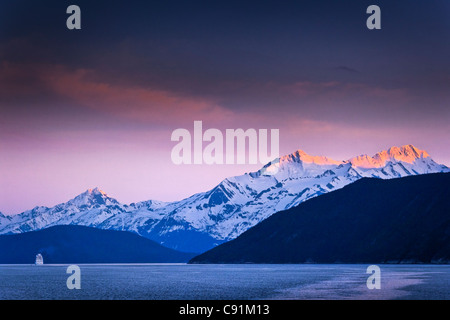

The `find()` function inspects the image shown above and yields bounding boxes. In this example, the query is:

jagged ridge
[0,145,448,253]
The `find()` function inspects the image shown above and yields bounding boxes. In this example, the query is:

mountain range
[1,144,449,253]
[190,173,450,264]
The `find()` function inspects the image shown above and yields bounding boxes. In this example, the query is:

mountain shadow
[190,173,450,264]
[0,225,195,264]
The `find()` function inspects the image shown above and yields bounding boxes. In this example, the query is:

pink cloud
[46,68,233,124]
[0,61,235,127]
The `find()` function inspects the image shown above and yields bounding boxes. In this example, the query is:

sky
[1,0,449,215]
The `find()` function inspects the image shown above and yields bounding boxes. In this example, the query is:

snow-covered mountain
[0,212,11,229]
[1,145,449,253]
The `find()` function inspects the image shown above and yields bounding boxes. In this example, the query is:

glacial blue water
[0,264,448,300]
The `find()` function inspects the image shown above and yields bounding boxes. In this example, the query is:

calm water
[0,264,448,300]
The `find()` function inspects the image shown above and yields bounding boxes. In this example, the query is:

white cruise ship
[35,253,44,265]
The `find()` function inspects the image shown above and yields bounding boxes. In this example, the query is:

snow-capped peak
[87,187,108,196]
[264,145,432,173]
[258,149,343,177]
[348,144,430,168]
[280,149,343,166]
[386,144,429,161]
[70,187,119,207]
[0,144,448,253]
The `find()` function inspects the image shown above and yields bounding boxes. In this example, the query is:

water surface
[0,264,448,300]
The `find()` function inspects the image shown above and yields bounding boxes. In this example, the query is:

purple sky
[1,1,449,214]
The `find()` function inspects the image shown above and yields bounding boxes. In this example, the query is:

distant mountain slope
[0,225,195,264]
[0,212,11,229]
[1,145,449,253]
[190,173,450,264]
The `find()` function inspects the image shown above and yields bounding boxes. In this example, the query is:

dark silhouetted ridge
[190,173,450,264]
[0,225,195,263]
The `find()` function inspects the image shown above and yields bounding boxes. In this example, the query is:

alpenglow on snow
[0,145,448,253]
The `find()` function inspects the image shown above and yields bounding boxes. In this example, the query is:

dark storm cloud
[1,0,450,215]
[336,66,359,73]
[1,0,449,124]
